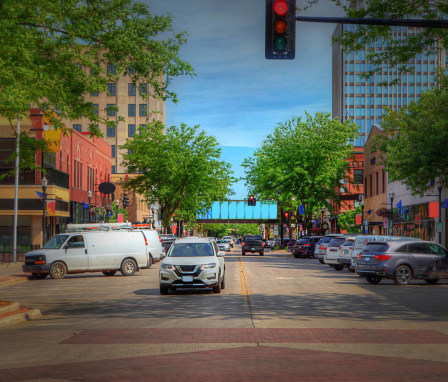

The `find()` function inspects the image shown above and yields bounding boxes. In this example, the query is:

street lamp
[321,208,325,235]
[41,176,48,246]
[436,179,443,244]
[87,190,92,223]
[360,199,365,234]
[389,192,395,236]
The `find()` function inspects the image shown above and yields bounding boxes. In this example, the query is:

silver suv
[357,240,448,285]
[159,237,226,294]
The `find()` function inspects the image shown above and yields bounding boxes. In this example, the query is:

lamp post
[437,179,443,244]
[41,176,48,246]
[115,200,119,222]
[321,208,325,235]
[360,199,365,234]
[389,192,395,236]
[87,190,92,223]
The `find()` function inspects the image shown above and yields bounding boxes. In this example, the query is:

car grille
[178,265,197,272]
[25,257,35,265]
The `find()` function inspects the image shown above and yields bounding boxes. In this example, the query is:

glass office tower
[332,23,446,147]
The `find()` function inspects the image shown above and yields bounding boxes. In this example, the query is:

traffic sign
[262,200,276,205]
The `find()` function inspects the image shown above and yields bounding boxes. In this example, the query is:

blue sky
[148,0,345,198]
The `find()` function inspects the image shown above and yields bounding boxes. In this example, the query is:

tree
[325,0,448,79]
[337,205,362,233]
[243,112,359,232]
[373,73,448,194]
[0,0,194,170]
[120,121,235,231]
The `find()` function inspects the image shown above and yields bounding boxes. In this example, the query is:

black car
[160,234,177,252]
[293,236,322,258]
[242,235,264,256]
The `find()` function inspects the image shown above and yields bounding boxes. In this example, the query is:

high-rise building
[332,23,445,146]
[63,63,165,173]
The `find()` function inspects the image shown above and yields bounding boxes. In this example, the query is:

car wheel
[319,259,325,264]
[293,253,300,258]
[120,259,137,276]
[49,262,66,279]
[221,271,226,290]
[394,265,413,285]
[333,264,344,271]
[147,255,153,269]
[260,251,264,256]
[425,278,439,284]
[32,273,47,279]
[365,275,382,284]
[242,251,246,256]
[213,280,222,294]
[102,271,117,276]
[160,285,169,295]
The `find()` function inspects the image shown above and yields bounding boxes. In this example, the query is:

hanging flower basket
[90,206,106,216]
[376,207,392,219]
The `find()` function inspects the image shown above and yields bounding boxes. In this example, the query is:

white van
[137,229,164,262]
[22,231,153,279]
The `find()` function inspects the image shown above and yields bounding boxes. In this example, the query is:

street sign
[273,224,279,235]
[262,200,276,205]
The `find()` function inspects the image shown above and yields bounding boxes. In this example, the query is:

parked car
[350,235,420,271]
[217,239,231,252]
[337,236,357,269]
[324,236,350,270]
[160,234,177,252]
[317,234,345,264]
[22,231,153,279]
[287,239,298,251]
[314,238,325,259]
[265,239,275,249]
[357,240,448,285]
[242,235,264,256]
[293,237,322,258]
[159,237,226,294]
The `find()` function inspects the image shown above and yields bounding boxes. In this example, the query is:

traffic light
[248,195,256,206]
[284,212,289,223]
[265,0,296,60]
[122,193,129,208]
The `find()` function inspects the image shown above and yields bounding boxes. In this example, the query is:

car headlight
[161,263,175,271]
[200,263,217,270]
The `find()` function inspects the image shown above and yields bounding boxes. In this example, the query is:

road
[1,246,448,381]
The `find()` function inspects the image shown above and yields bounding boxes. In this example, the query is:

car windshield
[298,239,309,244]
[217,240,226,244]
[363,243,389,253]
[168,243,214,257]
[329,238,346,247]
[43,235,70,249]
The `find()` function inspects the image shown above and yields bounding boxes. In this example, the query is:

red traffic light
[250,195,254,200]
[273,0,288,16]
[284,212,289,217]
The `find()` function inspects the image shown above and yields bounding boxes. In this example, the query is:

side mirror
[218,251,226,257]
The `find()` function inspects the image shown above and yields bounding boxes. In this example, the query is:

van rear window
[363,243,389,253]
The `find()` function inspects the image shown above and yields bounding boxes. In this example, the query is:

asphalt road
[1,246,448,381]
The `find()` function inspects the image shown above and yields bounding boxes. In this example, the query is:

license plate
[182,276,193,282]
[251,248,255,250]
[364,257,371,262]
[344,250,348,254]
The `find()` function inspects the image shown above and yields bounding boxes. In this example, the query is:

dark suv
[242,235,264,256]
[357,240,448,285]
[293,237,322,258]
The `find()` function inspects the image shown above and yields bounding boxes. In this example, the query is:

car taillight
[243,242,245,246]
[304,244,311,247]
[349,247,353,250]
[374,254,392,261]
[357,254,362,260]
[262,242,264,247]
[158,236,162,243]
[319,245,324,249]
[144,236,148,246]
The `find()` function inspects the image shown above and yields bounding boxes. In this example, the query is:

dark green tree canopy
[0,0,194,133]
[121,121,235,229]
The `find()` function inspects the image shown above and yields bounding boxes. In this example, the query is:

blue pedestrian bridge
[197,200,278,223]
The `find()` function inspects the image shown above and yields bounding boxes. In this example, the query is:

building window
[369,175,372,198]
[107,126,116,137]
[107,83,116,96]
[112,165,116,174]
[93,104,99,115]
[128,124,136,137]
[128,149,132,155]
[106,104,116,117]
[128,83,136,96]
[128,66,136,74]
[128,104,136,116]
[376,171,379,195]
[139,104,147,117]
[365,177,368,198]
[353,169,363,184]
[90,91,99,96]
[139,83,147,96]
[382,170,385,193]
[107,63,116,74]
[111,145,116,158]
[73,124,82,132]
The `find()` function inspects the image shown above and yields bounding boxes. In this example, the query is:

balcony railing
[0,168,69,189]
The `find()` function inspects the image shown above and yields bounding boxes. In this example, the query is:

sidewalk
[0,262,24,278]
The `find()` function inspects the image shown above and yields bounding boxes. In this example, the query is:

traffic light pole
[295,16,448,29]
[280,206,284,248]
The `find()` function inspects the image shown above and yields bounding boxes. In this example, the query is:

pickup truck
[242,235,264,256]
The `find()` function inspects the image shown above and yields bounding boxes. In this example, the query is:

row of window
[345,63,437,74]
[344,49,438,62]
[345,74,436,85]
[91,83,148,97]
[365,170,386,198]
[345,95,424,106]
[345,84,430,96]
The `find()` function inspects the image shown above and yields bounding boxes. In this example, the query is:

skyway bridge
[197,200,278,224]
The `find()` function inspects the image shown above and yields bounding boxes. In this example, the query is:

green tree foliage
[373,73,448,194]
[200,223,260,238]
[326,0,448,79]
[0,0,194,171]
[120,121,235,230]
[243,112,359,231]
[337,205,362,233]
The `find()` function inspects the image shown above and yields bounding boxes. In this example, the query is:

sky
[148,0,346,199]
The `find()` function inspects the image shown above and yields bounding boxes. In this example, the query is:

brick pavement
[62,327,448,345]
[2,345,448,381]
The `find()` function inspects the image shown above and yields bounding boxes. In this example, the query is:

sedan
[357,240,448,285]
[217,240,231,252]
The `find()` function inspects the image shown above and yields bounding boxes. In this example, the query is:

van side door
[64,235,89,271]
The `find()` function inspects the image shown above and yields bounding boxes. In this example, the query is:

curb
[0,300,42,328]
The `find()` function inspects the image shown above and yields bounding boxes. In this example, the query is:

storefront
[391,202,436,241]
